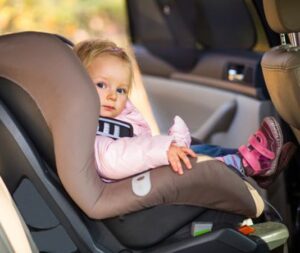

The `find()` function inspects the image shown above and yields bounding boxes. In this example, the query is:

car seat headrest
[263,0,300,34]
[0,32,101,210]
[261,0,300,142]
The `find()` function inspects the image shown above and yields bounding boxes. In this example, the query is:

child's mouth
[102,105,115,111]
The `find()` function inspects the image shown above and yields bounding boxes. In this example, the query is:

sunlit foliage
[0,0,127,43]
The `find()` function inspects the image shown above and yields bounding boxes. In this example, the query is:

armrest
[192,100,237,142]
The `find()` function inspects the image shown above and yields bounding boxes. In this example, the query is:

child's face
[87,54,131,118]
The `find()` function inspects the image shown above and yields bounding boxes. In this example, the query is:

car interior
[0,0,299,252]
[0,177,38,253]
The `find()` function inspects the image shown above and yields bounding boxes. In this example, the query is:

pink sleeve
[94,135,173,180]
[168,116,191,147]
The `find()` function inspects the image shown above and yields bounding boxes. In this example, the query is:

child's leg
[253,141,297,188]
[191,144,237,157]
[216,154,245,176]
[217,117,297,189]
[238,117,283,177]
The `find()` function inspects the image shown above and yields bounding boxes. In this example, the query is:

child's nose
[107,89,117,100]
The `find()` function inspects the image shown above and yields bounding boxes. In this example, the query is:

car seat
[261,0,300,142]
[0,31,288,253]
[261,0,300,251]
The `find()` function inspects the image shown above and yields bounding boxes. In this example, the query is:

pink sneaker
[254,142,297,189]
[238,117,283,177]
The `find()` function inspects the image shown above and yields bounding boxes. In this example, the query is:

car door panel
[143,75,276,148]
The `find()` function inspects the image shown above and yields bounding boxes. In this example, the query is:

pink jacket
[94,100,191,180]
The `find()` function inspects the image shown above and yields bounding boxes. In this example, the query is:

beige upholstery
[261,46,300,129]
[263,0,300,33]
[0,32,262,219]
[262,0,300,142]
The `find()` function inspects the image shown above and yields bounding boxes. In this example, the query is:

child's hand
[167,144,197,175]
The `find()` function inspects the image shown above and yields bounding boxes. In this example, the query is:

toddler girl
[74,39,296,187]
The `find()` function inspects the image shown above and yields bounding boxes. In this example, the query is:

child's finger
[176,161,183,175]
[183,147,197,157]
[169,158,178,173]
[189,149,197,157]
[169,154,183,174]
[178,151,192,169]
[168,146,184,175]
[173,154,183,175]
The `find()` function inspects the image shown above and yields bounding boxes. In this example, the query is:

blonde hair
[74,39,133,91]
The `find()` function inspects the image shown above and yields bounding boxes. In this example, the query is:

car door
[126,0,278,149]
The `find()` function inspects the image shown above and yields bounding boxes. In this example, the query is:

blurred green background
[0,0,128,43]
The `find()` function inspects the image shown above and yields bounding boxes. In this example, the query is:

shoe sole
[262,117,283,176]
[256,142,297,188]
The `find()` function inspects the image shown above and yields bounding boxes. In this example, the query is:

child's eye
[116,88,127,94]
[96,82,107,89]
